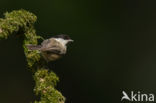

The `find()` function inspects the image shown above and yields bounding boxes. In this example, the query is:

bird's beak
[68,39,74,42]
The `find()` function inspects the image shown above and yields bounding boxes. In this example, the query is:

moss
[34,69,65,103]
[0,10,65,103]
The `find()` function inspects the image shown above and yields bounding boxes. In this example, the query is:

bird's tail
[26,44,42,50]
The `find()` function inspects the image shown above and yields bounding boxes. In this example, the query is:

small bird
[26,34,73,61]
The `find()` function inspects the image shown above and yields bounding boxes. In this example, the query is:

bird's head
[53,34,74,46]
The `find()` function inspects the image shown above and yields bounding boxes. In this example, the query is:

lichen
[0,9,65,103]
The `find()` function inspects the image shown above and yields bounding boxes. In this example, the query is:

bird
[26,34,73,61]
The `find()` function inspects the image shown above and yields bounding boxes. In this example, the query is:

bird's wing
[42,38,59,48]
[41,45,63,54]
[44,47,62,54]
[41,39,51,46]
[41,38,65,54]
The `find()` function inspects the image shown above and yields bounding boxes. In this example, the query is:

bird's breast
[42,52,61,61]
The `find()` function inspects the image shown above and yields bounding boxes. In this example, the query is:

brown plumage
[26,35,73,62]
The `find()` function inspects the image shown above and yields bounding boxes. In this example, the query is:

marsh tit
[26,34,73,61]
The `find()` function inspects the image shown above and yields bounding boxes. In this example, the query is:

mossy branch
[0,10,65,103]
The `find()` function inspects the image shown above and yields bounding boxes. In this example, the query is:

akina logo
[121,91,155,102]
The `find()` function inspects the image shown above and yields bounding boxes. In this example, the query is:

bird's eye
[64,35,70,40]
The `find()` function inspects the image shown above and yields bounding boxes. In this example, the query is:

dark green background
[0,0,156,103]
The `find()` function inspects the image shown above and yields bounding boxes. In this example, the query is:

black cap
[53,34,71,40]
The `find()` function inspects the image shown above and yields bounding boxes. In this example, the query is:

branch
[0,9,65,103]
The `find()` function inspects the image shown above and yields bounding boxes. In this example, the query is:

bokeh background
[0,0,156,103]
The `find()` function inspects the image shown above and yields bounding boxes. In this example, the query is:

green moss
[0,10,65,103]
[34,69,65,103]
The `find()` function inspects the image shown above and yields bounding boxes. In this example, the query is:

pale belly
[42,52,61,61]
